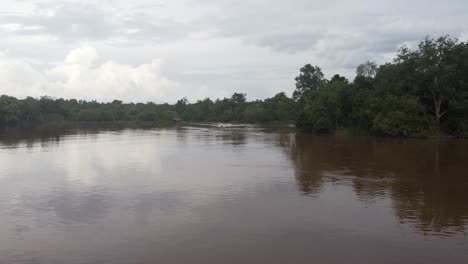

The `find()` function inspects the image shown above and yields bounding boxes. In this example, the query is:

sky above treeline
[0,0,467,103]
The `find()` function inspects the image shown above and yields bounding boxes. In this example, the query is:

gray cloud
[0,1,195,44]
[255,32,323,53]
[203,0,468,53]
[3,3,116,40]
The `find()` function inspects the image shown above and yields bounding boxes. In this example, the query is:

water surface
[1,125,467,263]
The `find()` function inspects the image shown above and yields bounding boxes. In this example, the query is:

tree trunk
[431,76,446,126]
[434,96,441,125]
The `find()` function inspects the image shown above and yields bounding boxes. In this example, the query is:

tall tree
[293,64,324,103]
[356,61,378,78]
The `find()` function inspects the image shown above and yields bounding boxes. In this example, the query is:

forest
[1,36,467,137]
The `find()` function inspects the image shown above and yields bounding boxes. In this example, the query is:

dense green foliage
[0,96,177,126]
[0,92,297,128]
[1,36,467,137]
[176,92,297,123]
[294,36,468,137]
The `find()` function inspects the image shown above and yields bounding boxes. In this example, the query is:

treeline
[1,36,467,137]
[174,92,297,123]
[295,36,468,137]
[0,92,297,127]
[0,96,177,126]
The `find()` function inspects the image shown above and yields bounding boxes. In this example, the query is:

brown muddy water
[0,125,467,263]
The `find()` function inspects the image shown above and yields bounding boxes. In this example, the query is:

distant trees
[178,92,297,124]
[0,96,177,127]
[294,36,468,137]
[0,92,298,128]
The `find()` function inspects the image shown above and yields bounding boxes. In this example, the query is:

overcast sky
[0,0,467,103]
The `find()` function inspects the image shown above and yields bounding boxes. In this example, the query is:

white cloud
[63,44,98,65]
[0,54,49,97]
[0,44,186,103]
[460,32,468,42]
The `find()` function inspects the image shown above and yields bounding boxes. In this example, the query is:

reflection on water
[0,125,467,263]
[289,135,468,235]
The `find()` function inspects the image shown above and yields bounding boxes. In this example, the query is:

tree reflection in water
[286,133,468,234]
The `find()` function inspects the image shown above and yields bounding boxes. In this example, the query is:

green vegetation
[0,92,297,128]
[1,36,467,137]
[294,36,468,137]
[177,92,297,123]
[0,96,177,126]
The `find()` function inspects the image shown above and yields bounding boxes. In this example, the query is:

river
[0,125,467,263]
